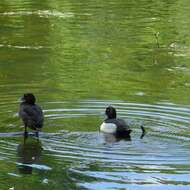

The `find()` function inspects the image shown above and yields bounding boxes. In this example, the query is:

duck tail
[140,126,146,139]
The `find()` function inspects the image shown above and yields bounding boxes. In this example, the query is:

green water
[0,0,190,189]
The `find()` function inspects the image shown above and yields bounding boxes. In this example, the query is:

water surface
[0,0,190,189]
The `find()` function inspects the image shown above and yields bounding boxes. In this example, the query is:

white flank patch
[100,122,117,133]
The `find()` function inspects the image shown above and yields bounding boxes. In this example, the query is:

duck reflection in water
[17,137,42,174]
[100,106,146,142]
[102,132,131,143]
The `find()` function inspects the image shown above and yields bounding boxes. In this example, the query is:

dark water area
[0,0,190,189]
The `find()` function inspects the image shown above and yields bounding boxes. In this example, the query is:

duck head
[21,93,36,105]
[105,106,117,119]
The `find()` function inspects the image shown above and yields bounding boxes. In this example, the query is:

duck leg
[24,124,28,138]
[34,127,39,138]
[35,130,39,138]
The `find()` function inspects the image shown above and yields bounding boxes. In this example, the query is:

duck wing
[19,104,44,127]
[116,118,131,131]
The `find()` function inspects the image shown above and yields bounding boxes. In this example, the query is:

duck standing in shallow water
[100,106,132,138]
[19,93,44,137]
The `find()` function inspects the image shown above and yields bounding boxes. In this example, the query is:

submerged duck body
[100,106,132,138]
[19,93,44,136]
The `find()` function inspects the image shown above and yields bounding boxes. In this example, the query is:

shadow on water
[17,137,42,174]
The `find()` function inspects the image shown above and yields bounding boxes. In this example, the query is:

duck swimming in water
[100,106,145,139]
[19,93,44,137]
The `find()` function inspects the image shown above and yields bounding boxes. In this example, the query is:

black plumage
[19,93,44,137]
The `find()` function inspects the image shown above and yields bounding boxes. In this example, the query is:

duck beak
[19,96,25,103]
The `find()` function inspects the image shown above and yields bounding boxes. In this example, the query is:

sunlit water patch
[0,44,47,50]
[0,100,190,189]
[0,10,74,18]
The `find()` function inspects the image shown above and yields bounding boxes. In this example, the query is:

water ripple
[0,99,190,189]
